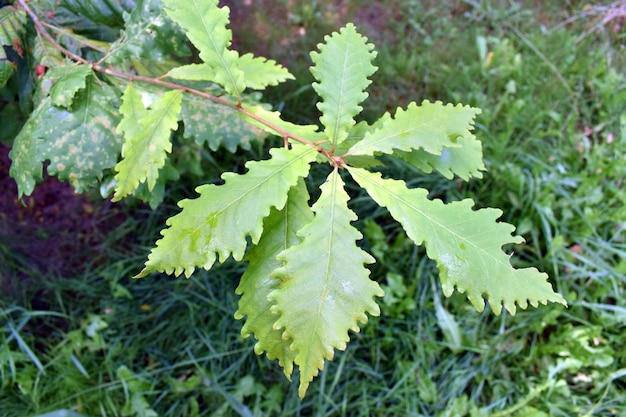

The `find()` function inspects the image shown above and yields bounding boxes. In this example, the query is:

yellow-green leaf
[138,144,318,278]
[113,87,182,200]
[349,167,566,315]
[164,0,244,98]
[235,179,313,378]
[310,23,377,146]
[347,100,480,157]
[269,170,384,397]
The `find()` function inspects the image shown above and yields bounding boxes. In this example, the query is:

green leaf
[164,0,245,97]
[60,0,129,26]
[348,167,566,315]
[0,59,13,89]
[0,5,26,88]
[106,0,189,64]
[9,78,122,196]
[239,104,326,143]
[396,134,486,180]
[0,6,26,45]
[168,54,293,89]
[235,179,313,378]
[138,144,318,278]
[347,100,480,157]
[237,53,294,89]
[269,170,384,398]
[115,82,147,139]
[47,64,93,109]
[181,94,265,152]
[8,103,47,197]
[310,23,377,146]
[167,63,215,81]
[133,149,180,209]
[113,86,182,201]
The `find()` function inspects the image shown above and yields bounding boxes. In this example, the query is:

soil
[0,143,127,299]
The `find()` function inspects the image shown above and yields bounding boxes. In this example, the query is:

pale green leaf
[338,118,390,168]
[167,63,216,81]
[269,170,384,398]
[47,64,93,109]
[347,100,480,157]
[167,55,293,89]
[138,144,318,278]
[116,82,146,140]
[237,53,294,89]
[235,179,313,377]
[396,134,486,180]
[335,116,389,154]
[166,54,292,90]
[310,23,377,146]
[239,104,326,143]
[133,148,180,209]
[181,95,265,152]
[164,0,244,97]
[349,167,566,315]
[434,293,462,352]
[113,88,182,201]
[9,79,122,196]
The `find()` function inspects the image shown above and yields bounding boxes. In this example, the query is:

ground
[0,143,126,298]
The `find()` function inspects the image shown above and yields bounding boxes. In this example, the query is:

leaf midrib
[350,168,510,268]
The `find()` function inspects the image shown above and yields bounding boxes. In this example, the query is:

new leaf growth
[8,0,567,398]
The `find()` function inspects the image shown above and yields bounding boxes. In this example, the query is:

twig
[15,0,337,165]
[17,0,89,64]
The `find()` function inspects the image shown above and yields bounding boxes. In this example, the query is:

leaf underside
[396,133,485,180]
[349,167,566,315]
[269,170,384,398]
[235,178,314,378]
[138,144,318,278]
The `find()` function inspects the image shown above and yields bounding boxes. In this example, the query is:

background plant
[1,0,624,416]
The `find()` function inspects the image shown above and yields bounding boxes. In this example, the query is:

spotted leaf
[181,94,265,153]
[9,78,122,196]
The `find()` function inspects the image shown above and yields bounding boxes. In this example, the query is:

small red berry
[35,65,47,78]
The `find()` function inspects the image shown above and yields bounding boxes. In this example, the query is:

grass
[2,0,626,416]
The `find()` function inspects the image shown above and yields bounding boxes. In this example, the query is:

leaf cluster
[3,0,566,396]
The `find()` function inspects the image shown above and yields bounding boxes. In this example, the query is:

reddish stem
[16,0,338,165]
